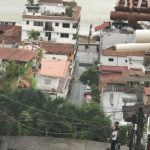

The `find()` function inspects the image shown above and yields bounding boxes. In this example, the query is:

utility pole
[136,107,145,150]
[98,29,102,63]
[87,24,92,48]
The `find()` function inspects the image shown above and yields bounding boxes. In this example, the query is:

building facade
[21,0,81,44]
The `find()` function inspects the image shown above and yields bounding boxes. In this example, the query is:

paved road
[70,30,135,106]
[70,45,98,105]
[0,136,129,150]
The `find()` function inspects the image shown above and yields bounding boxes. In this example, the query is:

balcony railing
[44,27,54,31]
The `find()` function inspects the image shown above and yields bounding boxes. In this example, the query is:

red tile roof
[63,1,77,7]
[99,65,144,90]
[102,46,145,57]
[37,58,70,78]
[0,47,38,62]
[38,0,62,3]
[0,25,21,43]
[39,41,74,55]
[22,6,81,21]
[100,65,128,73]
[144,87,150,96]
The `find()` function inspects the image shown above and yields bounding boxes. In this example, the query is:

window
[60,33,69,38]
[108,58,114,62]
[36,32,40,36]
[26,21,29,25]
[62,23,70,28]
[55,23,59,26]
[45,32,49,37]
[45,79,51,85]
[34,21,43,26]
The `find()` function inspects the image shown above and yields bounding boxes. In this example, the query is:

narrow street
[70,30,134,105]
[70,45,98,105]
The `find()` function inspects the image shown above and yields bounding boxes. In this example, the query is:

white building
[36,58,70,98]
[22,0,81,44]
[101,46,144,70]
[99,65,144,124]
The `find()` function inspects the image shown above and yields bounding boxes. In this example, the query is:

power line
[0,93,121,125]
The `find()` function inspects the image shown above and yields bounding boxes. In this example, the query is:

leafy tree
[27,0,34,5]
[117,125,132,145]
[66,7,74,17]
[80,65,100,86]
[0,89,111,141]
[91,84,100,103]
[28,29,39,41]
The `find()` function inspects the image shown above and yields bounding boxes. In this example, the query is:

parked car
[84,85,91,95]
[85,94,92,103]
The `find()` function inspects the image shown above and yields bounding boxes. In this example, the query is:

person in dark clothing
[111,127,119,150]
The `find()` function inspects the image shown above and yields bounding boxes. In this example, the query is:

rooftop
[0,47,38,62]
[39,41,74,55]
[102,46,145,57]
[0,25,21,43]
[37,58,70,78]
[38,0,63,3]
[22,6,81,21]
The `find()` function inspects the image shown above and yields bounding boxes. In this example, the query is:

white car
[84,85,91,95]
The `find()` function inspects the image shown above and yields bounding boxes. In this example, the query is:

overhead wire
[0,93,122,125]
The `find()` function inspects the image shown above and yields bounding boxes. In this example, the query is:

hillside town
[1,0,150,150]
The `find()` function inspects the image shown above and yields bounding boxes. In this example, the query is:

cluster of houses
[0,0,81,99]
[99,29,150,148]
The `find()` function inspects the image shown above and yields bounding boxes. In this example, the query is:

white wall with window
[101,54,144,70]
[102,90,136,124]
[100,55,128,67]
[36,75,59,92]
[43,54,68,61]
[22,18,77,44]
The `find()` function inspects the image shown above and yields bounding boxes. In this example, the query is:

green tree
[28,29,39,41]
[80,65,100,86]
[66,7,74,17]
[91,84,100,103]
[27,0,34,5]
[0,89,111,141]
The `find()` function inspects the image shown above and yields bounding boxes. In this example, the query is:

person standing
[111,127,119,150]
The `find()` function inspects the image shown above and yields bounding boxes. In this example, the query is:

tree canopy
[0,88,111,141]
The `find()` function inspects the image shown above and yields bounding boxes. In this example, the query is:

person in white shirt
[111,127,119,150]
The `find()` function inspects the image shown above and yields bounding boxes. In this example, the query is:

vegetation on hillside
[0,88,111,141]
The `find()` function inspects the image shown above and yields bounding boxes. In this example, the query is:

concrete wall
[36,75,59,91]
[0,136,128,150]
[102,91,136,124]
[22,19,77,44]
[43,54,68,61]
[101,55,128,66]
[101,55,144,70]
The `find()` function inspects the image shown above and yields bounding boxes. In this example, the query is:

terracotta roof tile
[102,46,145,57]
[144,87,150,96]
[22,6,81,21]
[39,41,74,55]
[38,58,70,78]
[0,47,38,62]
[38,0,62,3]
[63,1,77,7]
[0,25,21,43]
[100,65,128,73]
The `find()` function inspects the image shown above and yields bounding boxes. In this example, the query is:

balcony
[44,26,54,31]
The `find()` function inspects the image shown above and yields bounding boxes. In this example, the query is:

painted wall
[36,75,59,92]
[43,54,68,61]
[102,91,136,124]
[22,19,77,44]
[100,55,128,67]
[101,55,144,70]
